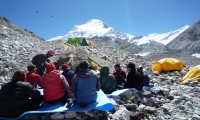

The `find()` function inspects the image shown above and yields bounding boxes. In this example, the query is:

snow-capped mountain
[48,19,189,46]
[48,19,190,55]
[129,25,189,45]
[48,19,135,41]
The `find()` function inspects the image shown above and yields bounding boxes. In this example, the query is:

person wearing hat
[31,50,55,76]
[71,61,100,108]
[62,64,74,86]
[99,66,117,94]
[26,64,43,88]
[42,63,70,104]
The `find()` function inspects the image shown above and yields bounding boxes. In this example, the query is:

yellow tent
[182,65,200,83]
[152,58,185,72]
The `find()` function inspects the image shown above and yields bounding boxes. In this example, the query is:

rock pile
[0,17,64,86]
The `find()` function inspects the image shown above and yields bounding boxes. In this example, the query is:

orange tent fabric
[86,40,94,46]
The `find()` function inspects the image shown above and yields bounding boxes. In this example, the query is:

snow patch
[47,36,64,41]
[191,53,200,58]
[134,52,150,57]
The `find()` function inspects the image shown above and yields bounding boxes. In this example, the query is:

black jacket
[31,54,48,68]
[124,70,144,91]
[0,81,42,118]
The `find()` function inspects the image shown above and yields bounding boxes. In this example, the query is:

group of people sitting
[0,50,150,118]
[101,63,150,94]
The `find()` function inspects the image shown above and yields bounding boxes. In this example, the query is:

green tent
[67,37,89,46]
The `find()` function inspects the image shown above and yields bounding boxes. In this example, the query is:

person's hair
[127,63,136,72]
[79,61,89,70]
[27,64,36,72]
[75,65,80,72]
[12,70,26,82]
[114,63,121,68]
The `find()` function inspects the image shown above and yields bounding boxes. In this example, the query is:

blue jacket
[71,70,100,104]
[62,70,74,86]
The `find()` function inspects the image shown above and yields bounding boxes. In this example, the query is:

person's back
[0,70,42,118]
[43,63,69,104]
[100,66,117,94]
[113,64,126,85]
[124,63,144,91]
[137,67,150,87]
[71,61,100,107]
[26,64,43,88]
[31,50,55,76]
[61,64,74,86]
[31,54,46,67]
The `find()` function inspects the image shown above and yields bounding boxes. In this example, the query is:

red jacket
[113,69,127,79]
[42,70,69,102]
[26,72,43,88]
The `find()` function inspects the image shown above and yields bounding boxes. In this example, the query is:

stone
[185,101,193,107]
[123,103,138,111]
[114,104,120,111]
[138,104,146,111]
[98,111,109,120]
[64,112,76,119]
[112,106,131,120]
[161,103,175,113]
[2,68,9,76]
[130,112,144,120]
[50,113,64,120]
[124,90,133,98]
[0,77,6,83]
[192,114,200,120]
[193,87,200,92]
[171,99,181,104]
[144,106,157,113]
[141,97,148,104]
[142,91,152,96]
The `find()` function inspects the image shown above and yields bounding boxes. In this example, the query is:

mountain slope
[129,25,189,45]
[48,19,135,41]
[48,19,188,46]
[0,17,63,83]
[166,20,200,53]
[48,19,189,54]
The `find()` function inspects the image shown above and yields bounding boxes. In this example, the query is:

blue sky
[0,0,200,40]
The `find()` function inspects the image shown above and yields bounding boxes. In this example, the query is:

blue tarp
[0,90,113,120]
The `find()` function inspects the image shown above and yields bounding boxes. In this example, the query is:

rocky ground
[1,17,200,120]
[19,46,200,120]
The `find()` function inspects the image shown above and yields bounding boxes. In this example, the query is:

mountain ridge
[166,20,200,54]
[48,19,189,54]
[48,19,189,46]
